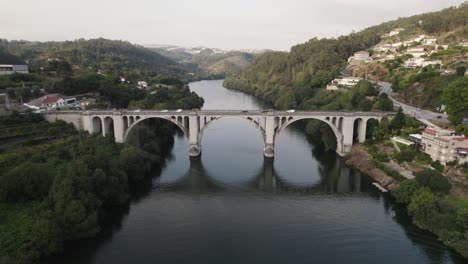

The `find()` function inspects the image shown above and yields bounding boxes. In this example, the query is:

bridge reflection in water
[155,157,369,195]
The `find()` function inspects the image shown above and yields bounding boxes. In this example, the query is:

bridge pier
[264,115,275,159]
[188,115,202,158]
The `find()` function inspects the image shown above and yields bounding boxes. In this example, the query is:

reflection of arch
[198,116,266,144]
[92,116,102,134]
[248,154,364,194]
[275,117,343,153]
[157,159,223,193]
[123,116,189,143]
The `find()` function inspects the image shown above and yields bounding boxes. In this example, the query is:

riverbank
[345,144,401,191]
[347,144,468,259]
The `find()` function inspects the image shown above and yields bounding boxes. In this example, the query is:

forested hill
[2,38,184,77]
[224,2,468,110]
[147,46,257,78]
[0,46,24,64]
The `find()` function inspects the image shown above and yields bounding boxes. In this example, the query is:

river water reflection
[54,80,465,264]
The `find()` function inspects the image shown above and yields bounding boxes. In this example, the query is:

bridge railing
[42,109,395,117]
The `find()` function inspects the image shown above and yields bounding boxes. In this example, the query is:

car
[133,109,141,112]
[160,109,168,112]
[241,110,248,113]
[286,109,295,113]
[176,109,182,112]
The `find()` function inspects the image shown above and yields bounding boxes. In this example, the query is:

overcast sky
[1,0,465,50]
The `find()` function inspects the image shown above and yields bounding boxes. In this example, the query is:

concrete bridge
[43,109,394,158]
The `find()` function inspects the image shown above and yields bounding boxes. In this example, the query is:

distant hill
[146,45,260,77]
[4,38,184,77]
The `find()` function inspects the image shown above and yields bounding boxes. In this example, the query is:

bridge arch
[274,116,344,154]
[91,116,102,134]
[103,116,114,136]
[198,116,266,145]
[122,115,189,143]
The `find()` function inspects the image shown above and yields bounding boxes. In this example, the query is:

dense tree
[443,77,468,125]
[392,179,421,204]
[408,188,439,228]
[415,168,451,194]
[390,107,405,133]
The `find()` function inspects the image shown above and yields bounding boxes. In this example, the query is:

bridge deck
[45,110,394,117]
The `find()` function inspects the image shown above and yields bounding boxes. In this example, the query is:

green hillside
[148,46,256,77]
[225,2,468,114]
[4,38,184,78]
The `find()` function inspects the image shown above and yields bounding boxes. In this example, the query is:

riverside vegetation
[0,86,203,263]
[224,2,468,258]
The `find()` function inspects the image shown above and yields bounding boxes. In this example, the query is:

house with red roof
[421,128,468,165]
[41,96,65,109]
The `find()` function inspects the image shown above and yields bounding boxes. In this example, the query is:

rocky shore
[345,144,400,191]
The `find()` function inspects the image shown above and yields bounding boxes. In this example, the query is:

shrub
[392,179,421,204]
[415,168,451,194]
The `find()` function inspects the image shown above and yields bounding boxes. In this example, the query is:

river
[53,80,465,263]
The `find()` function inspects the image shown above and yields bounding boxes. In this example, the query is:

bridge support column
[101,118,106,137]
[341,117,354,155]
[264,115,275,158]
[82,114,93,134]
[113,114,125,143]
[188,115,201,158]
[358,119,367,143]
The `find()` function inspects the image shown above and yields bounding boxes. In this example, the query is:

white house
[406,46,426,58]
[137,81,148,90]
[41,96,65,109]
[422,36,437,45]
[374,44,396,53]
[332,77,362,87]
[404,58,442,69]
[348,51,372,65]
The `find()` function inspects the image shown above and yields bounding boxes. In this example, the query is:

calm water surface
[54,80,466,264]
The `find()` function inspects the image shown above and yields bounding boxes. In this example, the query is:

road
[378,82,449,126]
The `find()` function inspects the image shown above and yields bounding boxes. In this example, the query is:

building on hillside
[421,128,468,165]
[459,40,468,47]
[455,148,468,164]
[331,77,362,87]
[409,134,422,146]
[41,96,65,109]
[137,81,148,90]
[422,36,437,45]
[403,58,441,69]
[404,58,425,68]
[0,64,29,75]
[406,46,426,58]
[373,44,396,53]
[348,51,372,65]
[383,28,404,38]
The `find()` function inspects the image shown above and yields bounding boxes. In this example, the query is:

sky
[1,0,465,51]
